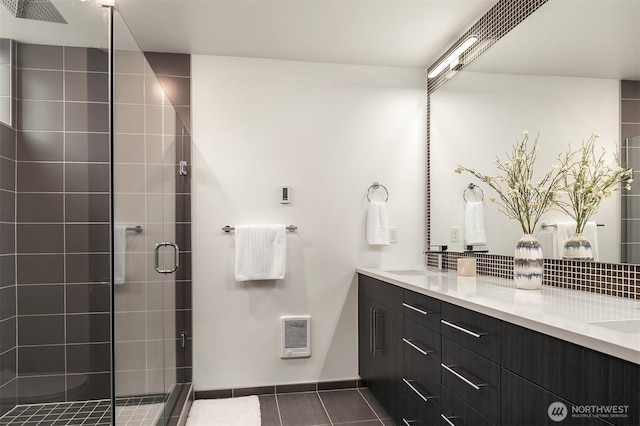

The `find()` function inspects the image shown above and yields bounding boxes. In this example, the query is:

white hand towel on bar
[235,224,286,281]
[464,201,486,246]
[114,225,126,285]
[367,201,390,245]
[583,222,600,261]
[554,221,576,259]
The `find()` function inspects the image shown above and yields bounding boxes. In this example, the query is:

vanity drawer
[403,357,440,425]
[441,338,500,424]
[441,386,494,426]
[404,318,441,378]
[404,289,441,332]
[440,302,500,363]
[402,395,436,426]
[358,274,404,314]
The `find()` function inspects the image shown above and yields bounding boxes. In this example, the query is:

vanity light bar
[428,36,478,79]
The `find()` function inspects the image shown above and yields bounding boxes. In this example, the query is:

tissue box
[457,258,476,276]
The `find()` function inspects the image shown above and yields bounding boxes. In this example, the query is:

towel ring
[367,181,389,202]
[463,183,484,204]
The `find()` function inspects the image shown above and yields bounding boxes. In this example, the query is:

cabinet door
[358,293,403,423]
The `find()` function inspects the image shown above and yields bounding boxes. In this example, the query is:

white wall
[430,72,620,262]
[192,56,425,390]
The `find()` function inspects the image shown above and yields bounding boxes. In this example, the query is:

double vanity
[357,268,640,426]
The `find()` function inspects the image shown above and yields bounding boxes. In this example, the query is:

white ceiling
[0,0,498,69]
[467,0,640,80]
[117,0,495,68]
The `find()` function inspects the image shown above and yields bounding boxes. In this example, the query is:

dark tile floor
[259,388,397,426]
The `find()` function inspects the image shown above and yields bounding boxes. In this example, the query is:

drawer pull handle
[441,363,486,390]
[441,414,457,426]
[402,303,429,315]
[402,378,434,402]
[441,320,486,338]
[402,338,433,356]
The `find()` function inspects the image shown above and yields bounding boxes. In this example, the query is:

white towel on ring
[464,201,486,246]
[367,201,390,245]
[234,224,286,281]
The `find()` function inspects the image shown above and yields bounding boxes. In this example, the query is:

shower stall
[0,1,192,425]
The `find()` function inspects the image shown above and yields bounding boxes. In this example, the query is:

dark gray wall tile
[0,124,15,160]
[65,224,109,253]
[65,253,109,283]
[64,47,108,73]
[65,72,108,103]
[65,102,108,132]
[175,194,190,223]
[18,315,64,345]
[15,185,48,225]
[622,99,640,123]
[66,372,110,401]
[17,285,64,315]
[144,52,190,77]
[65,163,109,192]
[17,100,63,131]
[622,124,640,142]
[0,255,15,288]
[0,190,15,222]
[175,224,191,252]
[0,348,16,385]
[0,317,15,352]
[0,379,18,417]
[65,133,109,162]
[17,345,64,376]
[0,157,15,191]
[66,313,110,343]
[67,343,110,373]
[17,70,63,101]
[66,283,110,313]
[175,281,191,310]
[0,39,10,64]
[0,223,15,255]
[16,162,63,192]
[156,76,190,107]
[0,286,15,320]
[622,80,640,99]
[17,224,64,253]
[16,44,63,70]
[17,254,64,284]
[65,193,109,222]
[17,193,63,222]
[16,131,63,161]
[17,375,65,404]
[176,252,191,281]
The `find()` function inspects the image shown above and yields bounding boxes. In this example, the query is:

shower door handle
[154,242,180,274]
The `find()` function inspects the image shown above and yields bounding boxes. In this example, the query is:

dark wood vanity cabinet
[358,275,404,423]
[358,274,640,426]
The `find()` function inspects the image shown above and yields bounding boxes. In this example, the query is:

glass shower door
[622,135,640,264]
[112,9,182,425]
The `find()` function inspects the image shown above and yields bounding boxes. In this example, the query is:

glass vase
[562,233,593,261]
[514,234,544,290]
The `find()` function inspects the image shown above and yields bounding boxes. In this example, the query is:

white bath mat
[185,396,261,426]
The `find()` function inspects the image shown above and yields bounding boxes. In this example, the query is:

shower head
[1,0,67,24]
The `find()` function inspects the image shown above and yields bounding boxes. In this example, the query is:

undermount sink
[588,319,640,334]
[384,269,442,277]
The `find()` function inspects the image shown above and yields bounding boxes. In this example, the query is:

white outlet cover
[390,228,399,243]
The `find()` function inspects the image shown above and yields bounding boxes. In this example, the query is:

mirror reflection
[430,0,640,264]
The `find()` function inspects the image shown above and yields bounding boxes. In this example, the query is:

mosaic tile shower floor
[0,396,165,426]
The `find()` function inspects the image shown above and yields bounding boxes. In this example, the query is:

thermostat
[281,186,291,204]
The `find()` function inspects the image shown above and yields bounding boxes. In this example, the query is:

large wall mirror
[430,0,640,264]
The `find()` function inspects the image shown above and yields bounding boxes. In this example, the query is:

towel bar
[126,226,143,233]
[541,223,604,230]
[222,225,298,233]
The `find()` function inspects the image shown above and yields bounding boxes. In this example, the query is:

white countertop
[357,267,640,365]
